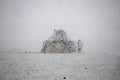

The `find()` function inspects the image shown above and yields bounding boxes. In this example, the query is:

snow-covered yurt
[41,29,82,53]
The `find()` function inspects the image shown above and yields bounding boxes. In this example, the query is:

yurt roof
[48,29,71,41]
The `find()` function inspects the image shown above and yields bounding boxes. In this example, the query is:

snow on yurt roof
[48,29,71,41]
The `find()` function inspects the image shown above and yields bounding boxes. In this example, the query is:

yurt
[41,29,82,53]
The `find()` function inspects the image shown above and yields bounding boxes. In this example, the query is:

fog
[0,0,120,54]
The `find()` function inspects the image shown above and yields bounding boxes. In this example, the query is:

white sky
[0,0,120,53]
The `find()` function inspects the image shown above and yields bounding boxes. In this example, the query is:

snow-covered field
[0,52,120,80]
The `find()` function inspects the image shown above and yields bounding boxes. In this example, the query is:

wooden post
[78,40,82,52]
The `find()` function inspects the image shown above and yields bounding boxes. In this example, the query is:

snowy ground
[0,52,120,80]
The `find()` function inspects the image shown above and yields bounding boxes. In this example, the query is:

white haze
[0,0,120,54]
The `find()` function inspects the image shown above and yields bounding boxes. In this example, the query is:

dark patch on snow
[85,67,88,69]
[63,77,66,79]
